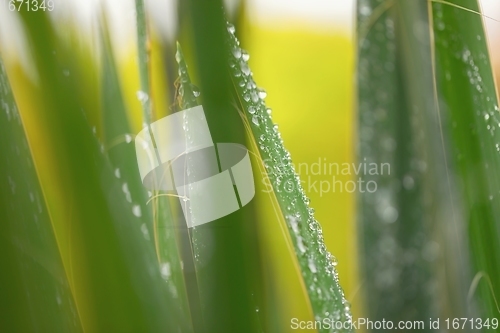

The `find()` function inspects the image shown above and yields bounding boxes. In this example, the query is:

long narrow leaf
[225,20,353,332]
[18,10,186,332]
[0,56,82,333]
[431,0,500,319]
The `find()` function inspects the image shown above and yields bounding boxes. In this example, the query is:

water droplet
[258,88,267,99]
[132,205,142,217]
[125,134,133,143]
[251,91,259,103]
[266,108,272,115]
[122,183,132,202]
[381,206,398,223]
[403,175,414,190]
[115,168,121,178]
[227,23,236,34]
[331,255,338,266]
[232,47,242,59]
[175,49,181,63]
[141,223,150,240]
[359,4,372,16]
[241,50,250,62]
[287,215,299,232]
[160,262,171,279]
[308,259,317,273]
[297,237,306,253]
[136,91,149,103]
[252,115,259,126]
[240,62,251,76]
[248,106,256,114]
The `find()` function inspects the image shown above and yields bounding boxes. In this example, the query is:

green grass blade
[357,0,500,325]
[175,43,199,110]
[225,21,353,332]
[0,56,83,333]
[132,3,198,330]
[356,0,449,325]
[178,1,267,331]
[134,0,153,125]
[175,40,263,331]
[100,23,193,332]
[431,0,500,319]
[18,10,187,332]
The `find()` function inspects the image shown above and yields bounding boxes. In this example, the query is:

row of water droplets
[357,0,429,302]
[174,43,205,264]
[434,2,500,202]
[226,22,352,331]
[135,55,184,299]
[92,122,147,233]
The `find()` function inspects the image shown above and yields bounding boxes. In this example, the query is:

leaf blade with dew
[178,0,267,330]
[430,0,500,319]
[175,42,199,110]
[174,40,264,332]
[134,0,153,125]
[99,20,193,331]
[356,0,464,324]
[0,57,83,332]
[225,22,353,332]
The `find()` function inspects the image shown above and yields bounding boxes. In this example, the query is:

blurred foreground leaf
[357,0,500,327]
[0,56,82,333]
[17,10,188,332]
[431,0,500,319]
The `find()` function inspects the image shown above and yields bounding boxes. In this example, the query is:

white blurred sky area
[0,0,353,59]
[0,0,500,67]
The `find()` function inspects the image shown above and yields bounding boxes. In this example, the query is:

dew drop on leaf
[252,115,259,126]
[232,47,242,59]
[241,50,250,62]
[132,204,142,217]
[258,88,267,99]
